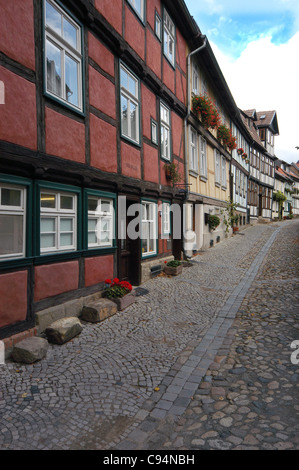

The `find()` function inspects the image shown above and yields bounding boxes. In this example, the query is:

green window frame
[162,201,171,236]
[160,101,172,161]
[163,8,176,68]
[43,0,85,115]
[141,199,158,259]
[0,175,33,264]
[120,62,141,146]
[83,189,117,252]
[35,181,82,258]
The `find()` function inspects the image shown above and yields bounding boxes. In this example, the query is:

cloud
[210,32,299,163]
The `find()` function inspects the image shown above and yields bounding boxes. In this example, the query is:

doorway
[118,197,141,285]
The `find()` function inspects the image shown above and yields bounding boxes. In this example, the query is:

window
[87,196,114,248]
[163,9,175,66]
[160,102,171,160]
[141,201,157,257]
[127,0,145,21]
[151,119,158,145]
[40,190,77,253]
[199,136,207,179]
[120,63,140,144]
[221,156,227,189]
[0,184,26,260]
[214,150,221,185]
[162,202,171,235]
[192,63,199,95]
[189,127,198,172]
[155,11,162,40]
[44,0,83,112]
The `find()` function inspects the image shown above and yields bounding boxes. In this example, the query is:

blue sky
[184,0,299,163]
[185,0,299,58]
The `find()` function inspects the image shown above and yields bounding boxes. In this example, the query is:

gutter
[183,36,207,259]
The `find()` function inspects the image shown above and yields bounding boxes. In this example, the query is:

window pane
[88,231,97,245]
[46,39,62,97]
[65,54,79,107]
[63,17,77,49]
[130,101,137,141]
[0,215,23,256]
[41,218,55,232]
[101,201,111,213]
[41,234,55,248]
[88,218,97,231]
[46,1,61,35]
[41,193,56,208]
[1,188,21,207]
[120,67,128,89]
[88,198,98,212]
[128,75,137,97]
[60,233,73,246]
[60,195,73,210]
[60,218,73,231]
[121,95,128,136]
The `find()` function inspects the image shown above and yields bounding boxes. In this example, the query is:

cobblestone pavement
[0,220,298,450]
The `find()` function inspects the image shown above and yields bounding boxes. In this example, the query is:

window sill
[200,175,208,182]
[121,134,141,149]
[189,170,199,178]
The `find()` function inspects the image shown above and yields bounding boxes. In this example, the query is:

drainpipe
[183,36,207,259]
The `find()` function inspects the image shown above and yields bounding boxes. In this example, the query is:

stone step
[45,317,83,345]
[80,298,117,323]
[11,337,49,364]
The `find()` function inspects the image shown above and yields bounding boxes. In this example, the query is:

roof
[243,109,257,120]
[255,110,279,135]
[240,112,265,150]
[276,167,294,183]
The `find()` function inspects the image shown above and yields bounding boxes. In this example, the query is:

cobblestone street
[0,220,298,450]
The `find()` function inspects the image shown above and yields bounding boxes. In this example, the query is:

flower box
[164,265,183,276]
[112,291,136,311]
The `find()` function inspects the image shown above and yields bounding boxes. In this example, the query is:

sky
[184,0,299,164]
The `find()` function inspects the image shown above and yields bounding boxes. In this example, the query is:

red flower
[105,279,111,284]
[113,278,120,284]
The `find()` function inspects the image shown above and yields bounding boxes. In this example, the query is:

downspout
[183,36,207,259]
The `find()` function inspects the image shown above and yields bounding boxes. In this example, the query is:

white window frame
[141,201,157,258]
[44,0,83,112]
[120,63,140,144]
[0,184,26,260]
[163,9,175,66]
[189,127,198,173]
[127,0,145,21]
[40,190,77,254]
[87,197,114,248]
[160,102,171,161]
[192,62,199,95]
[221,156,227,189]
[155,11,162,40]
[214,149,221,186]
[162,202,171,236]
[199,136,207,179]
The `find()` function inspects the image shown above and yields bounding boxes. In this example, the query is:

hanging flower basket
[217,125,237,151]
[237,148,244,155]
[192,95,221,130]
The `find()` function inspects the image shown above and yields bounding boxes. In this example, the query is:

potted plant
[208,214,220,232]
[104,278,135,311]
[192,94,221,130]
[164,162,182,186]
[164,259,182,276]
[217,125,237,151]
[237,148,244,155]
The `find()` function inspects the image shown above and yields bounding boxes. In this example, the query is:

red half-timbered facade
[0,0,199,338]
